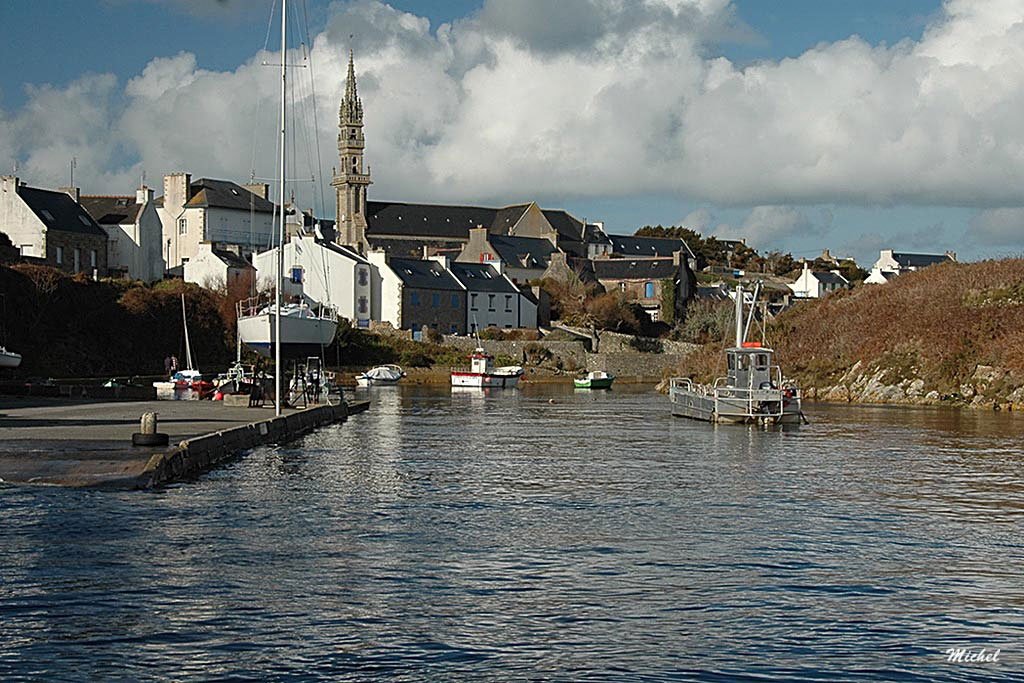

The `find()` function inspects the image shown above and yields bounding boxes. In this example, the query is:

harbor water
[2,385,1022,680]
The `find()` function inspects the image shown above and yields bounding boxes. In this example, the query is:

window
[73,248,80,273]
[505,295,512,312]
[90,250,97,268]
[488,294,495,311]
[358,297,368,315]
[727,354,735,371]
[470,293,477,310]
[450,324,459,334]
[354,188,361,215]
[432,293,439,308]
[41,210,54,222]
[410,292,419,306]
[178,218,187,234]
[78,215,91,226]
[645,282,655,298]
[55,246,63,264]
[755,353,769,370]
[291,267,303,284]
[619,282,626,291]
[452,294,459,308]
[358,268,368,286]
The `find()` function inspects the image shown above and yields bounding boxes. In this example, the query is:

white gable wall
[0,177,47,257]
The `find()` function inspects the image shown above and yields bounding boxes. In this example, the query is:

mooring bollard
[132,411,169,447]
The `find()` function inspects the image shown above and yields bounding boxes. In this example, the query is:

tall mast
[181,293,194,372]
[734,284,743,348]
[275,0,286,416]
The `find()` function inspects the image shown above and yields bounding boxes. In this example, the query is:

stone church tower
[332,50,372,251]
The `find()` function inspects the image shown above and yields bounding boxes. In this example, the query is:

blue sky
[1,0,1021,265]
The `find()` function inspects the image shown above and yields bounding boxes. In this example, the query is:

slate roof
[212,248,253,269]
[813,270,849,285]
[491,204,530,233]
[81,195,142,225]
[488,234,557,270]
[892,252,952,268]
[449,262,518,293]
[17,186,106,236]
[155,178,276,213]
[609,235,692,258]
[389,256,464,291]
[541,209,585,243]
[367,201,497,239]
[592,258,679,281]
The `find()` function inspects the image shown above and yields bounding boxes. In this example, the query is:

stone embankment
[807,361,1024,410]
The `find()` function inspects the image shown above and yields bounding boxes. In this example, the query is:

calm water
[2,385,1023,681]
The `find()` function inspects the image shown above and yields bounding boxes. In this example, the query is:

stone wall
[595,330,700,355]
[442,335,588,370]
[586,352,687,380]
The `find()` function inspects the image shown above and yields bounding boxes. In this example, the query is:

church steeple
[332,48,372,251]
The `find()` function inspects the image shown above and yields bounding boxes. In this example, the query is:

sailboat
[0,347,20,369]
[236,0,337,412]
[154,294,203,391]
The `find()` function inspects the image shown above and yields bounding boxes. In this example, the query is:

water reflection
[1,389,1023,680]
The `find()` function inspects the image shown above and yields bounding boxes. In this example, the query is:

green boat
[574,371,615,389]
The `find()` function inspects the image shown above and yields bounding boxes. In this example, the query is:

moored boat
[574,370,615,389]
[356,364,406,386]
[669,283,803,426]
[0,346,21,368]
[451,348,523,388]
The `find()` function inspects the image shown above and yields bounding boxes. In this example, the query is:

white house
[789,264,850,298]
[184,242,254,290]
[157,173,276,271]
[81,187,163,281]
[253,234,373,327]
[867,249,957,284]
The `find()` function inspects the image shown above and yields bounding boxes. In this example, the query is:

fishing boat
[451,348,523,388]
[0,346,21,368]
[669,282,803,426]
[574,370,615,389]
[235,0,337,415]
[355,364,406,386]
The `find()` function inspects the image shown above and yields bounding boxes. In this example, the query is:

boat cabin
[469,348,495,374]
[725,342,776,391]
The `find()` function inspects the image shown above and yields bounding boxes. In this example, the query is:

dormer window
[78,215,91,226]
[41,210,54,222]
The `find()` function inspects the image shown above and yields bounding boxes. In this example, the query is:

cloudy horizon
[1,0,1022,263]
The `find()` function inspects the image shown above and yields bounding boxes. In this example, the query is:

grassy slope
[678,259,1024,396]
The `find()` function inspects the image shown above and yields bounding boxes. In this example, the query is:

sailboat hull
[238,312,338,358]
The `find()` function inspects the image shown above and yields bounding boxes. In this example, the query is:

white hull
[237,311,337,358]
[450,371,522,388]
[0,349,21,368]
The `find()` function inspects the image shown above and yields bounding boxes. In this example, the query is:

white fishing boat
[154,294,203,392]
[451,348,523,388]
[355,364,406,386]
[0,346,21,368]
[235,0,338,415]
[669,282,803,426]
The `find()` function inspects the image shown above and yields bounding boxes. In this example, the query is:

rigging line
[302,0,329,222]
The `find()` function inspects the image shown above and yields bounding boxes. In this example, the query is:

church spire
[340,48,363,125]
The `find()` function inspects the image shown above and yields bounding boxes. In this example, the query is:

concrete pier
[0,397,370,490]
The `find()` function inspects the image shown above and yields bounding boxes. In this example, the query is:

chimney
[0,175,19,194]
[429,253,451,269]
[367,248,390,268]
[59,186,80,203]
[243,183,270,200]
[136,186,153,204]
[163,173,192,212]
[945,250,957,262]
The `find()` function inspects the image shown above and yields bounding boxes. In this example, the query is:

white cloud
[2,0,1024,225]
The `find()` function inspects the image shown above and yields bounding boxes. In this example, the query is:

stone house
[456,226,558,284]
[592,252,691,322]
[368,252,466,337]
[0,176,107,276]
[157,174,276,271]
[80,186,163,281]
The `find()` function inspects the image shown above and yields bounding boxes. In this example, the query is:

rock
[960,383,976,399]
[924,390,940,402]
[906,378,926,398]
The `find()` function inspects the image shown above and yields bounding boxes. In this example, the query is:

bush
[628,336,664,353]
[677,298,735,344]
[479,326,504,340]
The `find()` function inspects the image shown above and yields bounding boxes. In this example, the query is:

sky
[1,0,1022,265]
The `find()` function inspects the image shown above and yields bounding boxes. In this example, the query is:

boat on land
[574,370,615,390]
[669,282,803,426]
[356,364,406,386]
[0,347,21,368]
[154,294,206,393]
[451,348,523,388]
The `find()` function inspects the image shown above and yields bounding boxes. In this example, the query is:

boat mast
[181,293,195,372]
[275,0,286,416]
[734,283,743,348]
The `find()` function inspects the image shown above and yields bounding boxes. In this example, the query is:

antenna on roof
[70,156,77,187]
